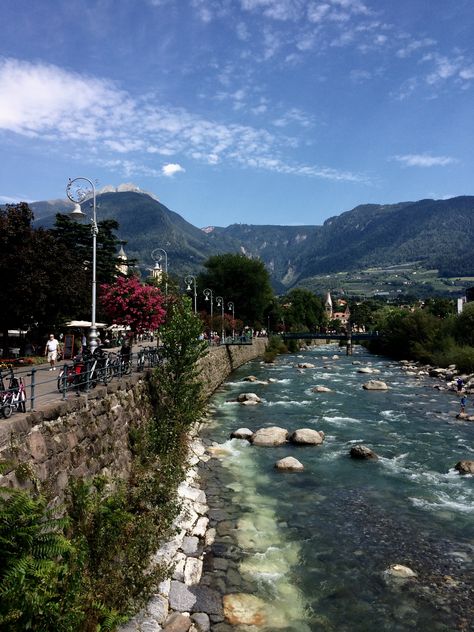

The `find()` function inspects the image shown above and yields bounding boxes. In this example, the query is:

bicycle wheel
[2,403,12,418]
[123,360,132,375]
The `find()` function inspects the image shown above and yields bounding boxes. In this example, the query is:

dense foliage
[197,253,274,327]
[368,301,474,373]
[0,204,125,354]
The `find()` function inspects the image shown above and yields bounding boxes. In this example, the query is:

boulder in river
[223,593,267,626]
[358,367,374,374]
[363,380,388,391]
[290,429,325,445]
[454,460,474,475]
[237,392,261,403]
[383,564,418,582]
[350,445,379,460]
[297,363,315,369]
[251,426,288,446]
[312,385,332,393]
[231,428,254,440]
[242,375,258,382]
[275,456,305,471]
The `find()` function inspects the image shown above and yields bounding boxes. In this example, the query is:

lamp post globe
[184,275,197,313]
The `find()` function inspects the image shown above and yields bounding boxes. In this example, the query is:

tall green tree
[197,254,274,327]
[0,204,88,353]
[279,288,325,331]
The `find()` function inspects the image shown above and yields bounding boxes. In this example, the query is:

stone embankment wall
[0,340,266,499]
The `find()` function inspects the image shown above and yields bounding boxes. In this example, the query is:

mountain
[27,189,474,293]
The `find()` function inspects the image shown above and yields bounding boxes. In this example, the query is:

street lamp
[66,177,98,352]
[151,248,168,296]
[227,301,235,339]
[184,275,197,314]
[203,288,214,341]
[216,296,225,343]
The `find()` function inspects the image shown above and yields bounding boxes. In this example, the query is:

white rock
[231,428,254,440]
[275,457,304,471]
[363,380,389,391]
[191,516,209,537]
[184,557,203,585]
[147,594,169,624]
[312,385,332,393]
[237,392,261,402]
[290,429,324,445]
[383,564,418,580]
[172,553,186,581]
[178,483,206,504]
[251,426,288,446]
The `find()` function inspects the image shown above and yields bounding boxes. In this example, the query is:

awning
[65,320,108,328]
[106,324,131,331]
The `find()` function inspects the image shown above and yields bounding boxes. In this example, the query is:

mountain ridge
[24,191,474,292]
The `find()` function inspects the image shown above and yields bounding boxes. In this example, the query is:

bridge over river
[280,331,379,354]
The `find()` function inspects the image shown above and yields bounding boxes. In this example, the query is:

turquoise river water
[200,344,473,632]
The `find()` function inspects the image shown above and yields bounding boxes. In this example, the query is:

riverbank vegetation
[367,300,474,373]
[0,297,206,630]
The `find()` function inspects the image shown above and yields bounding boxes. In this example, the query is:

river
[199,344,473,632]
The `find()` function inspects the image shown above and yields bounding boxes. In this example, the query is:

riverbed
[199,344,474,631]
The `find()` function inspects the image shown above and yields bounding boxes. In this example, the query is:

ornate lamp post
[66,177,98,352]
[216,296,225,343]
[184,275,197,314]
[203,288,214,341]
[151,248,168,296]
[227,301,235,339]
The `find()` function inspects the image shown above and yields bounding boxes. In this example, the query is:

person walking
[44,334,60,370]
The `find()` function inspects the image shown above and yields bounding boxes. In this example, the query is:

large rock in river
[312,385,332,393]
[237,392,261,403]
[231,428,254,440]
[275,456,304,471]
[251,426,288,446]
[454,460,474,474]
[290,429,325,445]
[350,445,379,460]
[362,380,388,391]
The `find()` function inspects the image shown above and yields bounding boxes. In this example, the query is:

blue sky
[0,0,473,227]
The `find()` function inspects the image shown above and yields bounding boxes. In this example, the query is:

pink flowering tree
[100,276,166,336]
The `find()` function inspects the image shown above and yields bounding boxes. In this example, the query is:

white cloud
[393,154,457,168]
[396,37,436,59]
[0,57,367,185]
[162,163,185,177]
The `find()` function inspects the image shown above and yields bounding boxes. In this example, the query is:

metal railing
[0,346,163,416]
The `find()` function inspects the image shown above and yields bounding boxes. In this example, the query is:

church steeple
[116,241,128,275]
[325,291,333,318]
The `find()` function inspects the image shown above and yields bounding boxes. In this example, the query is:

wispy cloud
[0,57,366,185]
[393,153,457,168]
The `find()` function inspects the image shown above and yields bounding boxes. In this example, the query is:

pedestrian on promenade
[44,334,60,371]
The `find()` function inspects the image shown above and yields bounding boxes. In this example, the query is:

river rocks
[312,385,332,393]
[163,612,192,631]
[362,380,388,390]
[275,456,304,471]
[297,362,315,369]
[223,594,267,626]
[242,375,258,382]
[251,426,288,446]
[456,412,474,421]
[236,392,261,404]
[383,564,418,581]
[290,428,325,445]
[357,367,380,374]
[350,445,379,460]
[454,460,474,474]
[230,428,253,440]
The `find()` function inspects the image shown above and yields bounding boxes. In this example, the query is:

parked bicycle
[57,346,112,394]
[0,367,26,418]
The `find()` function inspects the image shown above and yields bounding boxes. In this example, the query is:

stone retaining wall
[0,340,266,499]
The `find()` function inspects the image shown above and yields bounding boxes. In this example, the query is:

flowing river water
[199,344,473,632]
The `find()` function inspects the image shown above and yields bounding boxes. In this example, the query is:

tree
[100,276,166,335]
[197,254,274,327]
[0,204,93,354]
[52,214,125,284]
[278,289,326,331]
[148,296,208,452]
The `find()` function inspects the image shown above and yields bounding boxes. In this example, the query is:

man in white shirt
[44,334,60,370]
